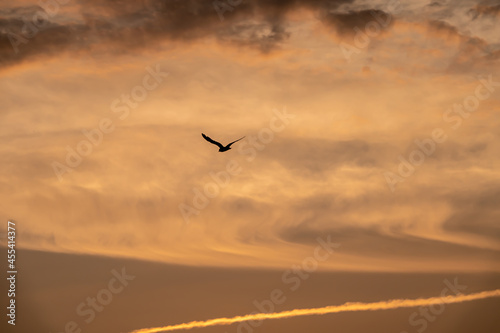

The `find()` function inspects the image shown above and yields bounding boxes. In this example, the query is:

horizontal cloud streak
[130,289,500,333]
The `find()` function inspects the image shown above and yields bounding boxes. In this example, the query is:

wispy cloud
[130,289,500,333]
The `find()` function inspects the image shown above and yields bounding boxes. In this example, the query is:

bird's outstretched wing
[202,133,224,149]
[227,136,245,148]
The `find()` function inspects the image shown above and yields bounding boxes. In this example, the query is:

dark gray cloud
[322,9,394,36]
[1,0,498,71]
[469,3,500,20]
[424,19,499,72]
[0,19,90,67]
[216,20,291,53]
[427,19,460,36]
[0,0,357,68]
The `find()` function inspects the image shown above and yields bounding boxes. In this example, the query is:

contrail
[130,289,500,333]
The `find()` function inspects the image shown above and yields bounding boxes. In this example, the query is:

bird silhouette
[202,133,245,152]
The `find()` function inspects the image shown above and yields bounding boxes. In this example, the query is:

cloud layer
[0,0,499,272]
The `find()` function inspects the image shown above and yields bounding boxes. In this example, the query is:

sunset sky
[1,0,499,332]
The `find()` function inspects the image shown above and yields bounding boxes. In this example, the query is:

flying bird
[202,133,245,152]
